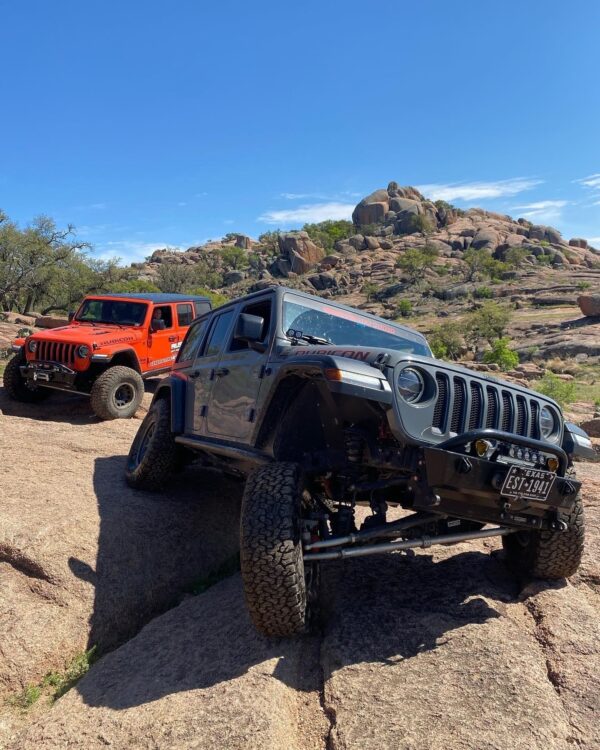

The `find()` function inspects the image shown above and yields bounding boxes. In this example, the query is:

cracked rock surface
[1,390,599,749]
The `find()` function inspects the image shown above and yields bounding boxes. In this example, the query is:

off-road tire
[125,398,179,490]
[90,365,144,420]
[240,462,313,637]
[2,354,52,403]
[503,492,585,579]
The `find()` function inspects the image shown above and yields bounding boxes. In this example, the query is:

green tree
[189,287,229,308]
[220,245,249,270]
[396,245,439,284]
[466,302,512,348]
[302,220,355,251]
[428,321,464,360]
[362,282,378,302]
[257,231,281,254]
[462,248,507,282]
[156,263,190,294]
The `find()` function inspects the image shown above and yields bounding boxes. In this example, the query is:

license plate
[501,465,555,502]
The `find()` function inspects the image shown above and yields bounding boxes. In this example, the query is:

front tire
[503,492,585,579]
[90,365,144,420]
[2,354,52,403]
[125,398,179,490]
[240,462,316,637]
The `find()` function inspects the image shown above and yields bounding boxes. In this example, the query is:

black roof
[89,293,210,303]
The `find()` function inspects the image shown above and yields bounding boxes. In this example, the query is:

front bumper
[21,362,78,390]
[420,429,580,531]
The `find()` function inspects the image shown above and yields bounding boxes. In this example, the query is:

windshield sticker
[320,305,400,336]
[291,348,371,361]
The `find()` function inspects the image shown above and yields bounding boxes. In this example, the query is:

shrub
[534,372,576,408]
[257,231,280,254]
[406,213,434,235]
[504,246,528,268]
[397,299,413,317]
[577,280,591,291]
[108,279,161,294]
[396,245,439,284]
[474,286,493,299]
[462,248,507,282]
[358,223,380,237]
[362,282,379,302]
[429,322,463,360]
[482,338,519,371]
[536,254,552,265]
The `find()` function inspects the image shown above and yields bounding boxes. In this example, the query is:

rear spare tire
[90,365,144,420]
[240,462,316,637]
[503,491,584,579]
[2,354,52,403]
[126,398,179,490]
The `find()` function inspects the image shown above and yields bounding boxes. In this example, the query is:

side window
[194,300,211,316]
[177,303,194,327]
[230,299,272,352]
[151,305,173,329]
[201,311,234,358]
[177,319,209,362]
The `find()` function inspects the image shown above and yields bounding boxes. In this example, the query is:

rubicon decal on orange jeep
[3,293,211,420]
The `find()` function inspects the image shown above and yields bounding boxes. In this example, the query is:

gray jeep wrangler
[125,286,592,637]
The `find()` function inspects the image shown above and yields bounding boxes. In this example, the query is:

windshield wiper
[286,329,332,346]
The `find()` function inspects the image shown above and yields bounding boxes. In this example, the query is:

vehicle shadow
[74,520,522,710]
[0,379,162,425]
[69,454,243,656]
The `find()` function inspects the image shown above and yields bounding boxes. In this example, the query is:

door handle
[215,367,230,378]
[189,370,201,379]
[169,336,177,342]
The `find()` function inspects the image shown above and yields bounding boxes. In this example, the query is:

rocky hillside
[130,182,600,367]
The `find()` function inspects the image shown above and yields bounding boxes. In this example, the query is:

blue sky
[1,0,599,263]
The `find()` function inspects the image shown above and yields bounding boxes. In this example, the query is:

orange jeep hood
[29,324,144,347]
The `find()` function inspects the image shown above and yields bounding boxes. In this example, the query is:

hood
[30,324,143,348]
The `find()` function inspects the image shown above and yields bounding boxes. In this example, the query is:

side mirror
[234,313,266,351]
[68,311,75,322]
[150,319,166,332]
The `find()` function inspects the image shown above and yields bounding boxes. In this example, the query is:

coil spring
[345,432,364,464]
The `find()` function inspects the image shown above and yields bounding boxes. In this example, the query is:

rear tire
[125,398,179,490]
[240,462,316,637]
[503,492,585,579]
[90,365,144,420]
[2,354,52,403]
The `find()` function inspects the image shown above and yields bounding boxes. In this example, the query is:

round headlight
[77,344,90,358]
[398,367,425,403]
[28,340,37,353]
[540,406,556,440]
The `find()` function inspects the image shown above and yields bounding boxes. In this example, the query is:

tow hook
[456,457,472,474]
[561,481,576,496]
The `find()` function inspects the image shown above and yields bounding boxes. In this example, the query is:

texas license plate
[501,465,555,501]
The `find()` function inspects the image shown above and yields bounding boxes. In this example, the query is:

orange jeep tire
[3,354,52,403]
[90,365,144,420]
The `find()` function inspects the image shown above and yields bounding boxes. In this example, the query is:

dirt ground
[1,383,599,749]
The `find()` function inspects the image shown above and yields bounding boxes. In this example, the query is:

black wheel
[503,492,585,579]
[125,398,180,490]
[90,366,144,420]
[240,462,318,637]
[2,354,52,403]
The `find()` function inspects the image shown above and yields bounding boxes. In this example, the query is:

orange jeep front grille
[36,341,77,367]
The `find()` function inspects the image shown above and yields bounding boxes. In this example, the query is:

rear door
[205,296,272,443]
[184,309,236,436]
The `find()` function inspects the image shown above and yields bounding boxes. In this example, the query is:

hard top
[88,293,211,304]
[209,284,428,344]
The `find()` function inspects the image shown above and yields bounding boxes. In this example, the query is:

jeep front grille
[432,372,541,438]
[35,341,77,367]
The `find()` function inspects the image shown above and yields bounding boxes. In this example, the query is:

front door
[146,304,180,372]
[206,297,272,443]
[185,309,236,435]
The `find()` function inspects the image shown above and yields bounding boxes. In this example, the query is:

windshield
[76,299,148,326]
[282,295,431,355]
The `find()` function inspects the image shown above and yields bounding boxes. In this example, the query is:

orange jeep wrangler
[3,293,211,419]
